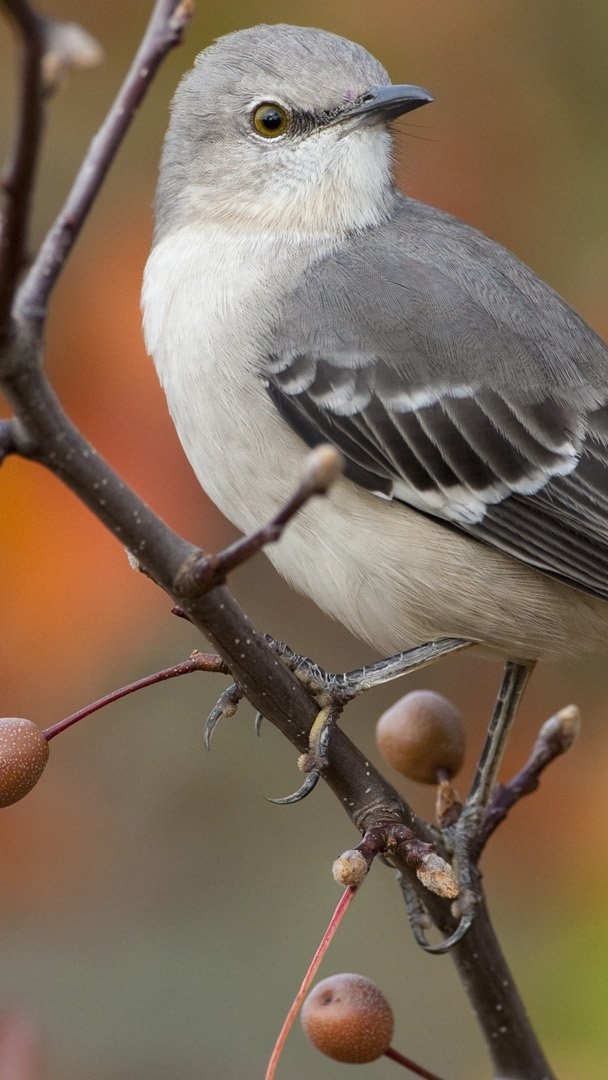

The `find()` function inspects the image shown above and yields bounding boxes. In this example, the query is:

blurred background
[1,1,607,1077]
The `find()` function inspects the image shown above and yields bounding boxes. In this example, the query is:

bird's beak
[342,83,434,123]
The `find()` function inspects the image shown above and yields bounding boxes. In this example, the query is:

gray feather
[264,193,608,597]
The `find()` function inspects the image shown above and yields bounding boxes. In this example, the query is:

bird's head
[155,23,432,239]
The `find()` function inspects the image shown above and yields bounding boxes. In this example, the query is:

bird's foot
[399,871,475,954]
[264,634,474,703]
[204,635,473,750]
[395,805,481,954]
[262,635,473,804]
[266,702,342,804]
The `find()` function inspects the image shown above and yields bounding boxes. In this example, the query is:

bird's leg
[466,659,536,822]
[405,659,534,954]
[450,659,535,920]
[267,635,474,701]
[265,636,474,804]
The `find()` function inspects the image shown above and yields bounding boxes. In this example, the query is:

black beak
[343,83,434,122]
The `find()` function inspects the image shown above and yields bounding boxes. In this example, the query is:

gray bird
[142,24,608,924]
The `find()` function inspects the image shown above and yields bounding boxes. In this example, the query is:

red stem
[265,886,358,1080]
[42,653,228,740]
[385,1044,445,1079]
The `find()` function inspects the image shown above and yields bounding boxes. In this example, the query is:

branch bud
[302,444,344,495]
[42,21,104,93]
[415,851,459,899]
[538,704,581,751]
[332,849,369,887]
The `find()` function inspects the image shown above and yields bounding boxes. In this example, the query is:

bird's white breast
[142,225,333,531]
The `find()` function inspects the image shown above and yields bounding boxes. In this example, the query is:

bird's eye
[252,102,290,138]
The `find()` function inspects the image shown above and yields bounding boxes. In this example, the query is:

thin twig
[14,0,194,336]
[0,0,47,334]
[42,651,229,740]
[476,704,580,854]
[177,445,343,595]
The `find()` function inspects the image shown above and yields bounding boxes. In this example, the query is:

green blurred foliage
[0,2,607,1078]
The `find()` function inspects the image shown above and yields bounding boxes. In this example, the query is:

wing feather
[263,194,608,598]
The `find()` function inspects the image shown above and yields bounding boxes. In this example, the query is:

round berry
[0,718,49,807]
[301,973,393,1063]
[376,690,465,784]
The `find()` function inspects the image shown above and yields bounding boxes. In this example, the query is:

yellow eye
[252,102,290,138]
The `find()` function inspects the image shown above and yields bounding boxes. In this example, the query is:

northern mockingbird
[142,23,608,935]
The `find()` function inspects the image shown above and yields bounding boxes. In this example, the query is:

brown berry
[301,973,393,1063]
[0,718,49,807]
[376,690,465,784]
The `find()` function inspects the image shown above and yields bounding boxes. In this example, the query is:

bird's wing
[263,196,608,598]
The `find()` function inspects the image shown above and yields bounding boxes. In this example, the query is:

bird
[142,24,608,932]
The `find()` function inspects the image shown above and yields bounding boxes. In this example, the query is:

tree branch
[476,704,580,855]
[449,895,555,1079]
[0,0,47,334]
[13,0,193,338]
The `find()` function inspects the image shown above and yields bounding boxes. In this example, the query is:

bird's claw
[414,910,474,954]
[265,704,337,804]
[266,767,322,805]
[399,871,474,953]
[203,682,243,749]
